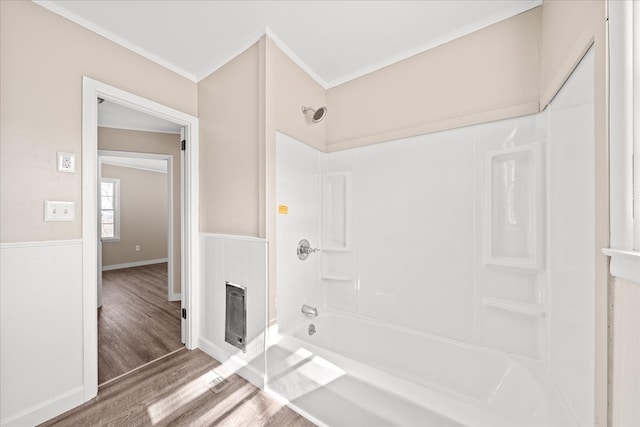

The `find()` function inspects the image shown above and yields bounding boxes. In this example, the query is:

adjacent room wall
[325,7,541,151]
[0,0,197,243]
[98,128,182,296]
[100,164,168,267]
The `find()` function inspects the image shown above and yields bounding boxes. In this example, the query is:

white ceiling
[99,100,183,134]
[36,0,541,88]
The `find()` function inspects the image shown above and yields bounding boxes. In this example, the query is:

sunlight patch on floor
[268,346,345,402]
[146,368,232,424]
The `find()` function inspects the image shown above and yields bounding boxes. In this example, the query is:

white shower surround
[273,48,594,426]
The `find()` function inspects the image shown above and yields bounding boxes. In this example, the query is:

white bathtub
[266,311,577,427]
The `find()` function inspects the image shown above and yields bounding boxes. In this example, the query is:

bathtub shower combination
[269,49,595,427]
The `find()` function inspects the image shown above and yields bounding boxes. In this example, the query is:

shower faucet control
[297,239,320,261]
[301,304,318,317]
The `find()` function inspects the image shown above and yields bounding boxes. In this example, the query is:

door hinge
[181,140,186,151]
[182,308,187,319]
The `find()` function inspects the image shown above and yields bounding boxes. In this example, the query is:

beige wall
[98,127,182,295]
[0,0,197,243]
[611,278,640,427]
[198,43,261,237]
[101,164,168,266]
[325,7,541,151]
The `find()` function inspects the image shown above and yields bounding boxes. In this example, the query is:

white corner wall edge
[0,387,84,427]
[602,249,640,284]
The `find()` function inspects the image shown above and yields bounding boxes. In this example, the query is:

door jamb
[82,77,200,401]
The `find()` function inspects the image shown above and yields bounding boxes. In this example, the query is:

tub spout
[301,304,318,317]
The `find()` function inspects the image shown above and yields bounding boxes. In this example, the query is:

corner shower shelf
[320,272,352,282]
[482,297,546,317]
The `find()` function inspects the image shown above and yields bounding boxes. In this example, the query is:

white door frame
[82,77,200,401]
[98,150,176,302]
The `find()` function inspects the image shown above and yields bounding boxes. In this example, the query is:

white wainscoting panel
[1,240,84,426]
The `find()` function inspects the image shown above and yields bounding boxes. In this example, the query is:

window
[100,178,120,241]
[607,0,640,282]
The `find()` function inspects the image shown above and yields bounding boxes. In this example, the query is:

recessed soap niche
[483,143,543,270]
[322,172,352,251]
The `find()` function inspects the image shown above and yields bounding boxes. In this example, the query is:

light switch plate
[44,201,75,222]
[57,152,76,173]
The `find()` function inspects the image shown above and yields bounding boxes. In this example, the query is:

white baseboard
[102,258,168,271]
[0,386,84,427]
[168,292,181,302]
[198,337,264,389]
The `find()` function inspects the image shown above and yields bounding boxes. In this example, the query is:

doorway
[81,77,200,401]
[97,148,179,384]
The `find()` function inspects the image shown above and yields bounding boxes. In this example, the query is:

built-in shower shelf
[321,272,352,282]
[482,297,546,317]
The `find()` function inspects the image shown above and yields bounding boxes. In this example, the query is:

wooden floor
[99,263,182,384]
[42,348,315,427]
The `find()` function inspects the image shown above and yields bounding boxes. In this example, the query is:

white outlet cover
[57,152,76,173]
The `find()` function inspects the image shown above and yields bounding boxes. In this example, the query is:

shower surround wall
[275,48,594,425]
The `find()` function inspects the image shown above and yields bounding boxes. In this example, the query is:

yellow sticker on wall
[278,205,289,215]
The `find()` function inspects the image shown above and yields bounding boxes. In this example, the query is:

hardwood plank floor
[99,263,182,384]
[41,348,315,427]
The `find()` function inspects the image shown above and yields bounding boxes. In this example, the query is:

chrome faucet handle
[297,239,320,260]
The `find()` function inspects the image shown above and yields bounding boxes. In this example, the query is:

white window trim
[100,177,120,242]
[606,0,640,283]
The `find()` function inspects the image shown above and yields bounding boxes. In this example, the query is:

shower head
[302,105,327,123]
